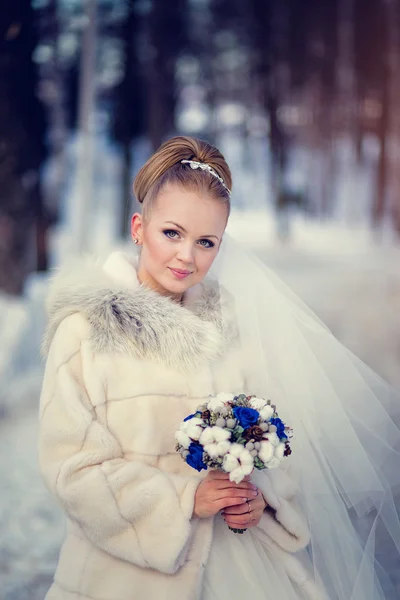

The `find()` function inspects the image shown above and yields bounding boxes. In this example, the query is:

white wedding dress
[204,233,400,600]
[202,515,306,600]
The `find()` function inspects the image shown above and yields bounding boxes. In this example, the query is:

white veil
[210,232,400,600]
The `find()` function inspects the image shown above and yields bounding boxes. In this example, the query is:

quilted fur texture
[38,251,314,600]
[42,252,238,376]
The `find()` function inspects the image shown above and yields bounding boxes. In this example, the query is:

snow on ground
[0,295,29,409]
[1,210,400,598]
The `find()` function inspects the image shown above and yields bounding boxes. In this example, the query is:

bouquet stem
[228,526,247,534]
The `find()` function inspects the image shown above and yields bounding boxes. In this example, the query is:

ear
[131,213,143,243]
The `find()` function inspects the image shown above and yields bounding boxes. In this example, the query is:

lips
[170,268,192,275]
[169,268,193,279]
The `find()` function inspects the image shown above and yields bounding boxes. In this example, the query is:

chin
[164,278,192,293]
[163,272,196,292]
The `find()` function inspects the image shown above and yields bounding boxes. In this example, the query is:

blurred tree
[247,0,292,233]
[110,0,188,236]
[144,0,189,151]
[73,0,98,253]
[35,0,69,224]
[111,0,146,238]
[354,0,389,230]
[388,0,400,237]
[285,0,339,218]
[309,0,338,216]
[0,0,48,295]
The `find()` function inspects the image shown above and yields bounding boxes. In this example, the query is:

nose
[176,240,195,265]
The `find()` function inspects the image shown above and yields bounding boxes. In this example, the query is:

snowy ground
[1,210,400,598]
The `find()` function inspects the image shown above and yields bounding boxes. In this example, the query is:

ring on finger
[247,500,253,523]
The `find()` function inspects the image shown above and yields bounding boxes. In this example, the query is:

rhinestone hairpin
[180,159,231,195]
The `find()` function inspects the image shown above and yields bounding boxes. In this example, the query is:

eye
[198,239,215,249]
[163,229,180,239]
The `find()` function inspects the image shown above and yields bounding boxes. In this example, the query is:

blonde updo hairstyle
[133,136,232,224]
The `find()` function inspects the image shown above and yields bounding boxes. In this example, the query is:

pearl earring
[133,238,138,244]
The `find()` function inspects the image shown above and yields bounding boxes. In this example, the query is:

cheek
[195,248,219,273]
[144,234,173,263]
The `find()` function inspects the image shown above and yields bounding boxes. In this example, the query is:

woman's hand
[221,489,267,529]
[193,471,259,519]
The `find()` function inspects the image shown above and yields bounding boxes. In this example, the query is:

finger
[215,481,259,493]
[222,503,250,516]
[251,496,267,511]
[226,519,259,529]
[216,496,248,511]
[208,471,255,488]
[226,509,260,525]
[222,495,265,516]
[207,471,230,480]
[223,514,253,527]
[214,488,257,502]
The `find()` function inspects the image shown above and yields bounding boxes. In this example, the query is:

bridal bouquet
[175,393,292,532]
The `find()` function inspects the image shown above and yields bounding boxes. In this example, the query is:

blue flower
[233,406,260,429]
[185,443,207,472]
[270,417,287,440]
[183,412,196,422]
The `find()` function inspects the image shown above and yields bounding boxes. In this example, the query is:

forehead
[151,185,228,233]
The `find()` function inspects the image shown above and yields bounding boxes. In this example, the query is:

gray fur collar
[42,251,238,375]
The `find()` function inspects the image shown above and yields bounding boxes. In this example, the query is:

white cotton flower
[264,432,280,447]
[204,443,219,458]
[199,427,214,446]
[213,426,231,443]
[266,457,281,469]
[216,440,231,456]
[186,418,205,440]
[179,421,189,432]
[204,440,231,458]
[224,444,254,481]
[229,443,244,458]
[223,454,239,473]
[230,466,246,484]
[275,442,285,461]
[241,463,254,476]
[259,441,274,464]
[260,405,274,421]
[250,397,267,410]
[216,392,235,402]
[239,448,254,466]
[175,430,191,449]
[207,397,225,412]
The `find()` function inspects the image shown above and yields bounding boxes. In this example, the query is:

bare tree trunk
[372,8,389,231]
[337,0,357,155]
[0,0,47,293]
[73,0,97,253]
[387,0,400,237]
[120,143,133,238]
[32,182,49,272]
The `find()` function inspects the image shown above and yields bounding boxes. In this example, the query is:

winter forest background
[1,1,400,598]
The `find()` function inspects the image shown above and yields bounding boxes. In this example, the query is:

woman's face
[131,183,228,301]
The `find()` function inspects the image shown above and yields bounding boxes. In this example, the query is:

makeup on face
[133,185,228,300]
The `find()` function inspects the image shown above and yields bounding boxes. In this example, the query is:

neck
[137,264,184,305]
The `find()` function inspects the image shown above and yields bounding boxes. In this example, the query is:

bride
[39,135,400,600]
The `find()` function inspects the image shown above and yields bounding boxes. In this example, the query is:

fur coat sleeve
[252,463,310,552]
[38,315,201,575]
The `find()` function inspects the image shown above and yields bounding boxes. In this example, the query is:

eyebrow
[164,221,220,240]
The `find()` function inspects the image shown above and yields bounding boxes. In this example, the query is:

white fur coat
[39,251,314,600]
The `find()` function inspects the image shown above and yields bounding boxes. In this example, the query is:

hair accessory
[180,159,231,195]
